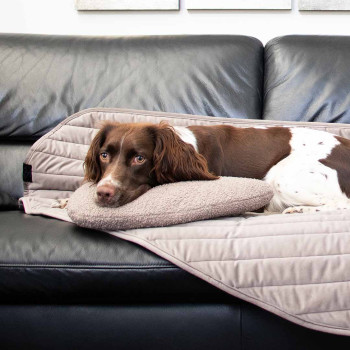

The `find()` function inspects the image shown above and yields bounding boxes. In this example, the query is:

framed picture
[299,0,350,10]
[75,0,180,10]
[186,0,291,10]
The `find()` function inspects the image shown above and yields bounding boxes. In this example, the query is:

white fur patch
[174,126,198,152]
[97,174,121,188]
[264,128,350,213]
[289,128,340,158]
[96,134,127,190]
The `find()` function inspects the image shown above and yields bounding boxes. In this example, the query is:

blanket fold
[20,108,350,336]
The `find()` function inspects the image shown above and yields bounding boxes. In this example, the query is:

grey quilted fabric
[20,108,350,336]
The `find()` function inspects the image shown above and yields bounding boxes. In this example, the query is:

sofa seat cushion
[0,211,227,303]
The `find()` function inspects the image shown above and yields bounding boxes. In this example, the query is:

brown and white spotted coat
[79,121,350,213]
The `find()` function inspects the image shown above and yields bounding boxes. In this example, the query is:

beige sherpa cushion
[67,177,273,230]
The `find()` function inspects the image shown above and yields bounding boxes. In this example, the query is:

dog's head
[84,121,217,207]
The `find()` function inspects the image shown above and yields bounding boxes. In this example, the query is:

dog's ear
[84,123,115,183]
[153,122,218,184]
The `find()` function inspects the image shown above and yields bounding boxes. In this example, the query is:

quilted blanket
[20,108,350,336]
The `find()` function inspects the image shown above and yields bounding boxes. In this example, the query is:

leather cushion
[0,303,241,350]
[264,35,350,123]
[1,300,349,349]
[0,33,264,140]
[0,210,228,303]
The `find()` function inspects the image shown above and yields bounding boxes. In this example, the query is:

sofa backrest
[264,35,350,124]
[0,33,264,141]
[0,33,264,208]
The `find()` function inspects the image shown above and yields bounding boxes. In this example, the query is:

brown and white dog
[56,121,350,214]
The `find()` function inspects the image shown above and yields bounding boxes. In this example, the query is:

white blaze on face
[97,133,129,189]
[97,174,122,189]
[174,126,198,152]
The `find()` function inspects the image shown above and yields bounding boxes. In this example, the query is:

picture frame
[299,0,350,10]
[186,0,291,10]
[75,0,180,11]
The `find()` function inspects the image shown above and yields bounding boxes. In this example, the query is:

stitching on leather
[0,263,176,269]
[239,304,243,350]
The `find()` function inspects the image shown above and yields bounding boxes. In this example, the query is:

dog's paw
[283,206,307,214]
[51,198,69,209]
[283,206,322,214]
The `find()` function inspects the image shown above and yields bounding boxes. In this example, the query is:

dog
[55,121,350,214]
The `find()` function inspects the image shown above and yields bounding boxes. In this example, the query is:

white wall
[0,0,350,44]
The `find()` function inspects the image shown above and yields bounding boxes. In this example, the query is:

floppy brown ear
[84,123,115,183]
[153,122,219,184]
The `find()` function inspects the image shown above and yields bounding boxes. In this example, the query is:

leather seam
[0,264,176,269]
[239,303,243,350]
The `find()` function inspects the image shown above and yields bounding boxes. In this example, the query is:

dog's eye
[100,152,109,161]
[134,155,145,164]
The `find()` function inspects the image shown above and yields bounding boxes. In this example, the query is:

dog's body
[56,122,350,213]
[178,125,350,213]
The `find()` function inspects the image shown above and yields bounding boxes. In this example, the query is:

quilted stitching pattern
[110,212,350,334]
[20,108,350,336]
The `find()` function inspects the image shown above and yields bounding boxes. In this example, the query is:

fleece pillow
[67,177,273,230]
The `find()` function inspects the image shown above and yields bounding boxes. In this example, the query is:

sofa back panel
[0,33,263,140]
[264,35,350,123]
[0,142,32,209]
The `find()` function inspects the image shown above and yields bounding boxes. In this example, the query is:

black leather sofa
[1,33,350,350]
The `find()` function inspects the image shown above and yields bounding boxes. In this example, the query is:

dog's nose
[96,185,116,204]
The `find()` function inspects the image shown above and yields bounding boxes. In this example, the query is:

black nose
[96,185,116,204]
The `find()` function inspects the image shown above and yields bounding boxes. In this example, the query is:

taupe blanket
[20,108,350,336]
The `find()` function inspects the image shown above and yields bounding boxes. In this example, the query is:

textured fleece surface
[67,178,273,230]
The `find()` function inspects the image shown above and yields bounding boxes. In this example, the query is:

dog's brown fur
[84,122,217,206]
